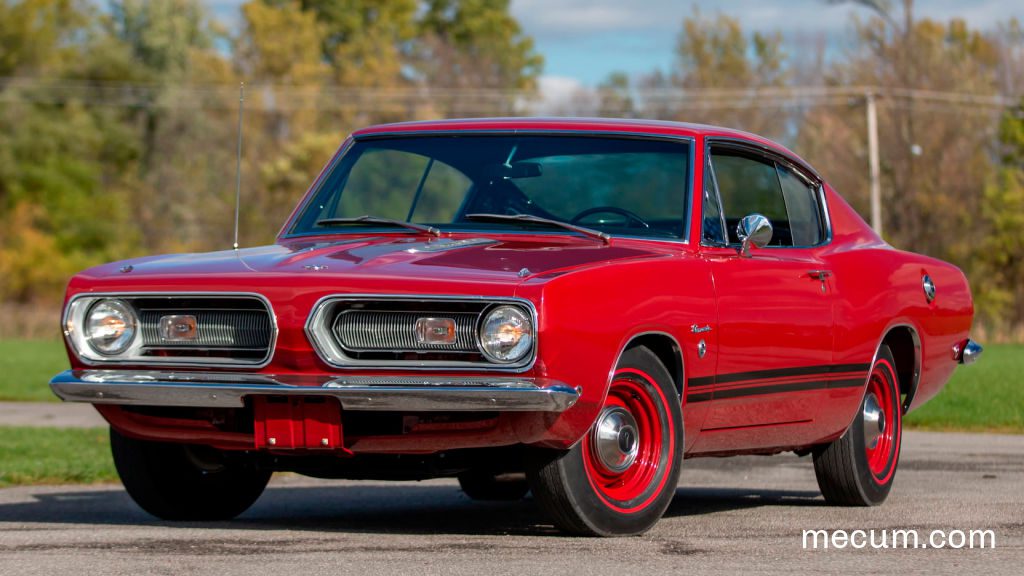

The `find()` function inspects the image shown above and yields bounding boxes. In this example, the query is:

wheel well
[882,326,920,411]
[626,334,684,398]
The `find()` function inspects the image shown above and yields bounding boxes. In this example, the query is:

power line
[0,77,1019,113]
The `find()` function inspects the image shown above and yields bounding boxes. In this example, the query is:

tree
[596,72,635,118]
[238,1,326,84]
[972,100,1024,333]
[0,0,86,77]
[674,10,786,90]
[275,0,417,88]
[636,8,791,137]
[801,9,1002,259]
[417,0,542,90]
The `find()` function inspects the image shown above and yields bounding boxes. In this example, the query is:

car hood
[80,235,667,287]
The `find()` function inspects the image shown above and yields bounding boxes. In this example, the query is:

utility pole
[866,91,882,236]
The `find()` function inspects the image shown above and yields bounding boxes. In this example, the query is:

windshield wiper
[464,213,610,244]
[315,215,441,237]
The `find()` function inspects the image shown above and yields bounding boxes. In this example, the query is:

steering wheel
[570,206,651,229]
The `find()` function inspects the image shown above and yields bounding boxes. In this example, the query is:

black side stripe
[699,377,865,400]
[688,363,871,388]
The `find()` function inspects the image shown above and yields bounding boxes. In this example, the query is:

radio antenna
[232,82,245,250]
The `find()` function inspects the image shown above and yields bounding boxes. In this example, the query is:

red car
[51,118,981,536]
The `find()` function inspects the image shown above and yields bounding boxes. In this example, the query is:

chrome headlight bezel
[83,298,138,356]
[62,292,278,367]
[65,297,141,360]
[305,295,538,371]
[477,304,535,364]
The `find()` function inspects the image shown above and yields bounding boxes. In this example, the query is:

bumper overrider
[49,370,580,413]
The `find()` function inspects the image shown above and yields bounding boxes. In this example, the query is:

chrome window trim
[703,137,834,250]
[700,144,730,247]
[281,130,696,245]
[305,294,538,372]
[62,292,278,369]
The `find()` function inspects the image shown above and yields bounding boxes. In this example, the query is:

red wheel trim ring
[865,358,900,484]
[582,367,676,514]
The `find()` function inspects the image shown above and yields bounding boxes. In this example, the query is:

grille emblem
[159,314,198,342]
[414,317,457,345]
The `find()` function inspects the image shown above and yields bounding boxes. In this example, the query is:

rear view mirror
[737,213,773,257]
[487,162,543,180]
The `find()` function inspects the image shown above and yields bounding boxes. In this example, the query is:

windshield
[288,135,692,240]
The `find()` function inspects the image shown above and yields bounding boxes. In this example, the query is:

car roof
[351,117,819,180]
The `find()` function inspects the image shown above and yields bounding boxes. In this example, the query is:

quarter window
[776,164,824,246]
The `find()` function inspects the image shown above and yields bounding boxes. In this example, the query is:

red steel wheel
[582,374,668,511]
[863,358,901,483]
[528,346,683,536]
[813,343,903,506]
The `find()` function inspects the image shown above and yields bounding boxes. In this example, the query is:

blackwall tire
[813,344,903,506]
[527,346,683,536]
[110,428,271,521]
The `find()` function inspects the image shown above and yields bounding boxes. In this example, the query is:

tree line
[0,0,1022,339]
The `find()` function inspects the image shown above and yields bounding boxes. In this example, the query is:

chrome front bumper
[50,370,579,412]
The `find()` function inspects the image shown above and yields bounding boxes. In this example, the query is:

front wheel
[813,344,903,506]
[111,429,271,521]
[528,346,683,536]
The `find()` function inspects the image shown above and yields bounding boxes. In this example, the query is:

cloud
[533,75,590,114]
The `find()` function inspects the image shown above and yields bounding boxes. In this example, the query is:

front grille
[333,311,478,352]
[139,310,272,348]
[130,296,274,364]
[308,297,535,369]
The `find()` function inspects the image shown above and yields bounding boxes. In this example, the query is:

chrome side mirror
[736,213,773,257]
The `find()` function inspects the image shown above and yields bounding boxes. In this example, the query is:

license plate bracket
[252,396,345,451]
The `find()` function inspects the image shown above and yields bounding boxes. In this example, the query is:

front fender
[514,252,716,449]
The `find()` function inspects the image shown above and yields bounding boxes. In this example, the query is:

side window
[710,151,791,246]
[776,164,824,246]
[702,161,725,245]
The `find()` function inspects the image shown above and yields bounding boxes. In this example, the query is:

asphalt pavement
[0,429,1020,575]
[0,402,105,428]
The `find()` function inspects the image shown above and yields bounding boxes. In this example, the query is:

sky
[204,0,1023,101]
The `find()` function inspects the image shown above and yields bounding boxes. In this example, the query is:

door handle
[808,270,833,280]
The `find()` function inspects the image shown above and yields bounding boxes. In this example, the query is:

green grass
[0,340,68,402]
[0,426,116,487]
[905,344,1024,433]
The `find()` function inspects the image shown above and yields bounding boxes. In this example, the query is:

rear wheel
[458,470,530,501]
[813,344,902,506]
[528,346,683,536]
[111,429,271,521]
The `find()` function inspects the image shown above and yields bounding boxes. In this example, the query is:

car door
[696,142,836,439]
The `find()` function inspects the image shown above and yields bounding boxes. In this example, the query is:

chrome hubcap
[862,393,885,450]
[592,407,640,474]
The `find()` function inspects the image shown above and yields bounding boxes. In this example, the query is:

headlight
[83,299,137,356]
[478,305,534,363]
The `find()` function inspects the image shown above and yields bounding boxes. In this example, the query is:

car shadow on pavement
[665,487,823,518]
[0,483,824,537]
